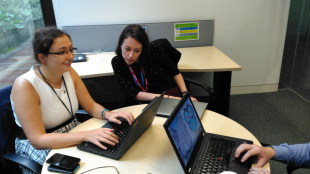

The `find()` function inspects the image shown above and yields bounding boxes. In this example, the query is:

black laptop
[77,92,165,160]
[163,92,253,174]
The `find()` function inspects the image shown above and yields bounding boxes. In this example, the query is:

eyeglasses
[48,48,77,56]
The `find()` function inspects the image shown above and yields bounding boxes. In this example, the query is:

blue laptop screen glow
[167,98,202,166]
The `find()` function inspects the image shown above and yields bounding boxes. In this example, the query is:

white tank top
[11,66,79,129]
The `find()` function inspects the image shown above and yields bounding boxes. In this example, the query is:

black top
[112,42,180,103]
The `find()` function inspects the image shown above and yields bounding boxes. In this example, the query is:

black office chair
[0,85,42,174]
[151,38,216,111]
[286,165,300,174]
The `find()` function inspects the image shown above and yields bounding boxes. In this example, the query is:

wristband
[101,109,109,120]
[181,91,188,95]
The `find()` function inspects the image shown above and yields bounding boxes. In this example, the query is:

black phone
[48,164,80,174]
[46,153,81,171]
[72,54,86,62]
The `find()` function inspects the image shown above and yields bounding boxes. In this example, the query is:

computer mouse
[220,171,237,174]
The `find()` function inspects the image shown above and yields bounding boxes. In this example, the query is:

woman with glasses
[112,24,198,107]
[10,27,134,173]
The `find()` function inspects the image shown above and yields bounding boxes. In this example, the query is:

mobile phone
[46,153,80,170]
[48,164,80,174]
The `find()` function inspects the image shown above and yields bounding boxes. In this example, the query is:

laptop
[157,98,208,119]
[163,92,254,174]
[77,92,165,160]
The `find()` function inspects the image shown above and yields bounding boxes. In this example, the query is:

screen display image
[168,98,202,166]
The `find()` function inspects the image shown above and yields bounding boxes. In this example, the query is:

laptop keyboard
[96,121,131,153]
[192,136,236,174]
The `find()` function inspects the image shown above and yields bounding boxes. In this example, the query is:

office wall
[52,0,290,94]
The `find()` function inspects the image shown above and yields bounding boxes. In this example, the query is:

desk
[42,105,269,174]
[72,46,241,116]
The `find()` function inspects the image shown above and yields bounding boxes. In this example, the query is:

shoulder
[11,78,39,102]
[112,56,121,63]
[68,67,79,82]
[112,56,126,68]
[149,42,166,57]
[13,78,35,91]
[149,42,161,51]
[12,67,37,93]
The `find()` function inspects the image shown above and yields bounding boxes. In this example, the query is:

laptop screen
[167,97,202,166]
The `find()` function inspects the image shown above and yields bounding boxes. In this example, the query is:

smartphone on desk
[46,153,80,171]
[48,164,80,174]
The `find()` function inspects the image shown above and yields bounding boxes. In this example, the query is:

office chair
[287,165,300,174]
[150,38,216,111]
[0,85,42,174]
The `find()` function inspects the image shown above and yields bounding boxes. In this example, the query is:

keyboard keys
[98,121,131,153]
[194,136,236,174]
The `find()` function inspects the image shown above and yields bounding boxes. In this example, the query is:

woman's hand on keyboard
[105,111,134,125]
[84,128,119,150]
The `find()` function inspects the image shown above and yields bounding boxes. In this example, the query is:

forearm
[173,73,187,93]
[136,91,172,101]
[272,142,310,168]
[30,131,88,150]
[83,102,106,119]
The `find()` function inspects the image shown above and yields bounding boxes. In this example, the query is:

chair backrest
[151,38,215,110]
[0,85,13,160]
[0,85,18,173]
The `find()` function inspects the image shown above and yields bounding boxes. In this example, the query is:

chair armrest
[183,78,216,104]
[76,110,88,114]
[287,165,300,174]
[3,152,42,174]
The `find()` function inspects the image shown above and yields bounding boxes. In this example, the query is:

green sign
[175,22,199,41]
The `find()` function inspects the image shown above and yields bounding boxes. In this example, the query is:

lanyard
[38,66,74,117]
[129,66,148,92]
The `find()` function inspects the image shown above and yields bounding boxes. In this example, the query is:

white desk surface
[72,46,241,79]
[42,105,270,174]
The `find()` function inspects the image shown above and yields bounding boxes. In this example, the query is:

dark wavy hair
[32,26,71,63]
[115,24,149,66]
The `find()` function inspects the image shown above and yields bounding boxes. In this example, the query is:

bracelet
[101,109,109,120]
[181,91,188,95]
[168,95,169,98]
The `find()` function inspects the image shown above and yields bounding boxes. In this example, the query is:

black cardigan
[111,42,180,103]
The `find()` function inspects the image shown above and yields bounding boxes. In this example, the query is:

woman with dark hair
[11,27,134,173]
[112,24,197,106]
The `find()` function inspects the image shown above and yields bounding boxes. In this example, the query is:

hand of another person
[190,96,198,102]
[84,128,119,150]
[235,144,275,168]
[105,111,134,125]
[248,167,270,174]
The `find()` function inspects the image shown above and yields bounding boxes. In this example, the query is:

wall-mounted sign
[174,22,199,41]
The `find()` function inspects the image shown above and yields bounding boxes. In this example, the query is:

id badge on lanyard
[129,67,148,92]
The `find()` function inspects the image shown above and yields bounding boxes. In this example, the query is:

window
[0,0,45,88]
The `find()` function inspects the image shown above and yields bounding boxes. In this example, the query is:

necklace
[38,65,74,117]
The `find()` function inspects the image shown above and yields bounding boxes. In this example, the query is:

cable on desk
[102,47,116,52]
[80,166,119,174]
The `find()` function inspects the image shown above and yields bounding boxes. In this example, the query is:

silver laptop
[157,98,208,119]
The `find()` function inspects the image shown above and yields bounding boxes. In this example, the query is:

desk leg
[213,71,231,117]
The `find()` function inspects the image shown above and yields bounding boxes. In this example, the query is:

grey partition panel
[144,21,213,48]
[63,20,214,53]
[63,25,126,53]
